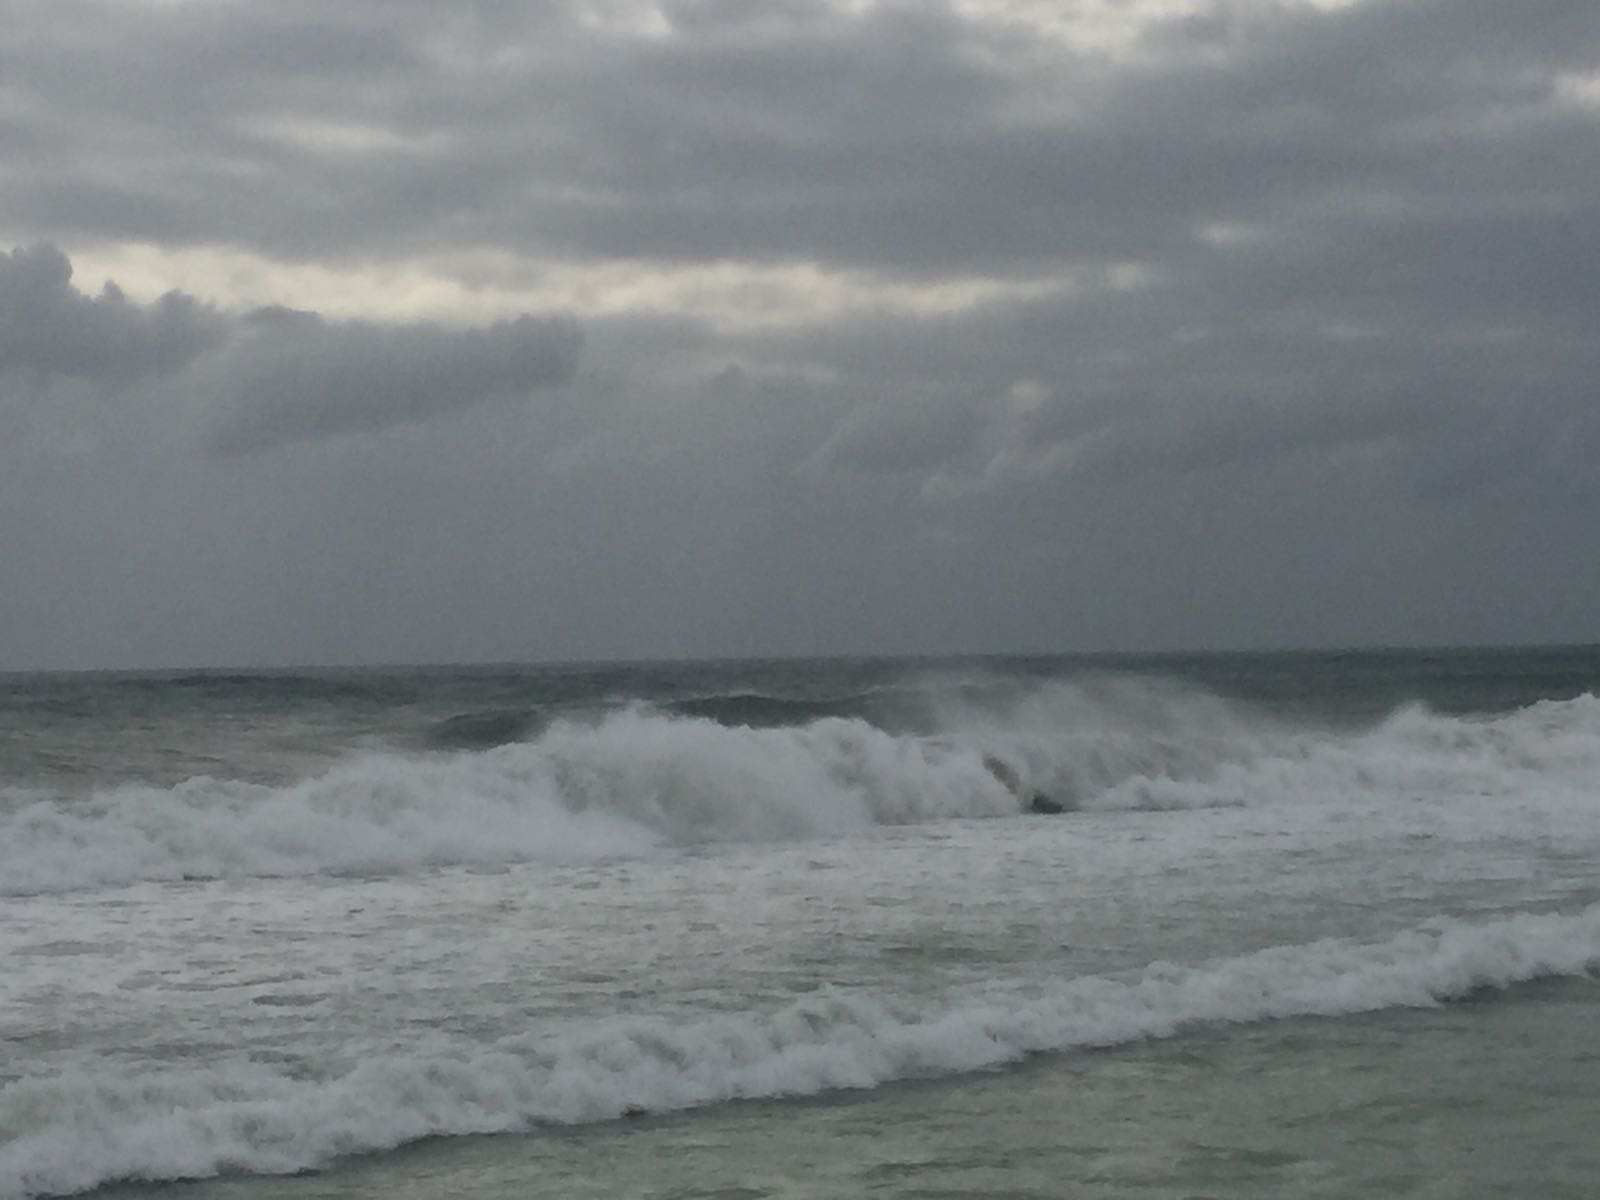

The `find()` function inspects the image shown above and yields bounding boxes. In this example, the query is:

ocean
[2,646,1599,1198]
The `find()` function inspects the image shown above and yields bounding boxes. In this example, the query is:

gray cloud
[810,392,988,477]
[5,0,1596,277]
[3,1,1599,666]
[766,277,1599,513]
[205,307,582,454]
[0,243,582,454]
[0,243,222,381]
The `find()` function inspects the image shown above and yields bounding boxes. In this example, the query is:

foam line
[4,903,1599,1198]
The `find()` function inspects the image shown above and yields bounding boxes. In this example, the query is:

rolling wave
[5,903,1598,1198]
[2,684,1596,897]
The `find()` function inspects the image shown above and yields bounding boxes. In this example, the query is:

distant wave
[3,685,1597,897]
[422,707,545,750]
[417,689,876,751]
[419,689,883,751]
[107,671,386,702]
[665,691,878,729]
[5,902,1599,1198]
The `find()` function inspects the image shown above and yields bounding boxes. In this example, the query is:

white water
[3,680,1599,1198]
[6,900,1600,1199]
[4,686,1597,897]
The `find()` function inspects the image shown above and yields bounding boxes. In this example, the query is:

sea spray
[4,687,1598,896]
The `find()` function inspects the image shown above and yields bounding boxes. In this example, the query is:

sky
[2,0,1597,669]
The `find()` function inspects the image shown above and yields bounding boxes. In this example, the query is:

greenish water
[103,976,1600,1200]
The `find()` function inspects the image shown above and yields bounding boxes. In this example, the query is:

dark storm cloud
[765,265,1599,510]
[5,0,1596,275]
[3,0,1599,666]
[0,243,222,381]
[205,308,582,454]
[8,0,1595,484]
[0,244,582,453]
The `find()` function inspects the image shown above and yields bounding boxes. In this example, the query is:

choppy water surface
[2,647,1598,1198]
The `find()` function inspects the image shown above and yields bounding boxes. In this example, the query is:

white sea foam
[4,903,1598,1198]
[3,689,1597,896]
[0,710,1016,895]
[1088,692,1600,813]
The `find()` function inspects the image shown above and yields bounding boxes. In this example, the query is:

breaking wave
[3,682,1597,897]
[5,903,1599,1198]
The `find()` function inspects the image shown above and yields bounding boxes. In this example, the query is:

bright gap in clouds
[573,0,1368,56]
[240,116,444,157]
[575,0,1217,55]
[957,0,1365,56]
[61,242,1081,331]
[1554,70,1600,109]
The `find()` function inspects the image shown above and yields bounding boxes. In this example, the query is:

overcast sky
[2,0,1597,669]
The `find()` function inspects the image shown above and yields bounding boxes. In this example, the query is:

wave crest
[4,685,1597,896]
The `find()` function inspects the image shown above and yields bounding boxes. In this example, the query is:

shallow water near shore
[98,974,1600,1200]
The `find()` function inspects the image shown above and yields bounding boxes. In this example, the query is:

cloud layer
[205,308,581,453]
[2,0,1598,666]
[7,0,1597,280]
[0,243,221,380]
[1,245,581,453]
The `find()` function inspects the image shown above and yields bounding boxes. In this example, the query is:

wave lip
[5,903,1600,1198]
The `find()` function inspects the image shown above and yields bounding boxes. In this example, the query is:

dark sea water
[2,646,1599,1198]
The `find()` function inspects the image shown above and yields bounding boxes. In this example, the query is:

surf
[3,682,1597,897]
[5,902,1599,1199]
